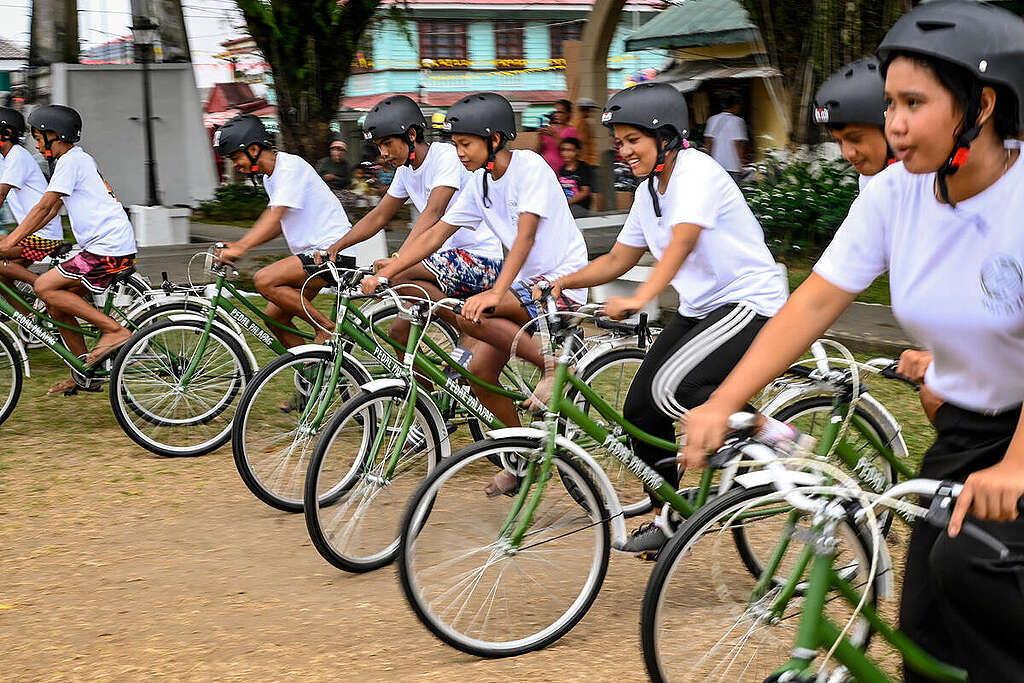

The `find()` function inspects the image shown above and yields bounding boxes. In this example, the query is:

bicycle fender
[356,378,451,461]
[574,336,642,377]
[287,343,332,355]
[165,313,259,371]
[484,426,630,546]
[124,294,245,336]
[0,322,31,378]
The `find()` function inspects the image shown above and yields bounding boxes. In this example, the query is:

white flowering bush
[743,147,859,258]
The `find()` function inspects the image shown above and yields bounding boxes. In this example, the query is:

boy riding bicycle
[364,93,590,493]
[0,105,136,396]
[321,95,503,346]
[213,114,356,346]
[0,106,66,304]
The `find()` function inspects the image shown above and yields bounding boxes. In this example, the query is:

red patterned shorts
[56,251,136,293]
[17,235,65,263]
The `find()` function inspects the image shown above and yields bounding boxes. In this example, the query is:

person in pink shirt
[535,99,579,171]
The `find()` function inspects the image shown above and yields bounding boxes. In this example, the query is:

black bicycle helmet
[27,104,82,160]
[213,113,274,178]
[813,57,886,128]
[362,95,427,166]
[602,83,690,217]
[442,93,517,206]
[0,107,26,142]
[878,0,1024,204]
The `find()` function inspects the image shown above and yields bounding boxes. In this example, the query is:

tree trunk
[234,0,380,165]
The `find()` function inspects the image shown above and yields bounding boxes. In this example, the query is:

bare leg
[34,269,128,361]
[467,341,520,428]
[0,248,40,315]
[456,290,546,370]
[253,256,327,345]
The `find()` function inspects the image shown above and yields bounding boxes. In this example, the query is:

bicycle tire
[109,319,253,457]
[398,436,610,657]
[304,383,442,573]
[642,483,878,683]
[231,348,370,512]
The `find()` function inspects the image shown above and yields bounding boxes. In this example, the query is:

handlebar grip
[706,445,739,470]
[880,363,920,391]
[483,306,495,315]
[215,242,226,249]
[451,303,463,316]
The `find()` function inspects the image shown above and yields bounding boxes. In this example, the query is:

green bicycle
[301,287,656,573]
[108,247,459,458]
[395,299,914,658]
[0,245,152,427]
[641,414,1016,682]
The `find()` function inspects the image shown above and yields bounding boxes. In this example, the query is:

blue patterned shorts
[423,249,503,298]
[510,275,582,322]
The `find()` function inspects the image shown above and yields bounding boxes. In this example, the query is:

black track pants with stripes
[622,305,768,499]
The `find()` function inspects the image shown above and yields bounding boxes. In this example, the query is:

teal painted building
[340,0,667,126]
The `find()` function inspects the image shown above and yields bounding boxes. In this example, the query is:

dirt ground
[1,350,914,682]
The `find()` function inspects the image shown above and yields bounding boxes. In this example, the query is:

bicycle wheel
[109,319,253,457]
[398,436,610,657]
[304,384,442,573]
[0,332,24,427]
[642,484,879,683]
[771,396,902,530]
[232,348,370,512]
[564,347,650,517]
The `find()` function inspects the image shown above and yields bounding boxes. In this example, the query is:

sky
[0,0,247,88]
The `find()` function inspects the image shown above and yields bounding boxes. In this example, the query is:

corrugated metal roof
[0,37,28,61]
[624,0,761,52]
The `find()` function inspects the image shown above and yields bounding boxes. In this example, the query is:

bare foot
[47,377,78,396]
[483,469,520,497]
[85,328,132,366]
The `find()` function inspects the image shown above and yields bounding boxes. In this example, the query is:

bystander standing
[536,99,580,172]
[703,93,748,182]
[556,137,593,218]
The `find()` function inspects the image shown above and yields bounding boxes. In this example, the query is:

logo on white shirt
[980,253,1024,315]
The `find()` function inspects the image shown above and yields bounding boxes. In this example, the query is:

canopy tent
[624,0,761,52]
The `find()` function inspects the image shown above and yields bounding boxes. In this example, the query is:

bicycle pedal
[634,549,660,562]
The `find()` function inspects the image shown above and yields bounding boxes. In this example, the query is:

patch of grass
[781,257,891,306]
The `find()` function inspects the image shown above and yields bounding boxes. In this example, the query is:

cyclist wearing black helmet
[0,104,137,395]
[0,106,65,292]
[324,95,503,312]
[544,82,787,556]
[814,57,892,189]
[366,92,588,444]
[684,2,1024,677]
[213,114,355,345]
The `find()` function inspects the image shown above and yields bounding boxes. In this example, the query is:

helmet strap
[405,129,417,167]
[936,91,983,207]
[244,145,264,190]
[646,129,682,219]
[482,135,498,209]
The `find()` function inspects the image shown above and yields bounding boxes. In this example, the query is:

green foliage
[743,149,859,260]
[195,183,269,222]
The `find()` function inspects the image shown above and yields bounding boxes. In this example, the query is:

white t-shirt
[815,158,1024,413]
[441,150,589,303]
[46,147,135,256]
[618,148,787,318]
[705,112,747,173]
[0,144,63,240]
[263,151,354,255]
[858,173,873,193]
[386,142,502,259]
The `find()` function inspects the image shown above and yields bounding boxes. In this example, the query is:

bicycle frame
[0,278,137,375]
[767,525,967,683]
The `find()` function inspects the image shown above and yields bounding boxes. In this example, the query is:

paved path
[134,221,916,354]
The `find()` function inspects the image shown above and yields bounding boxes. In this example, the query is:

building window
[419,21,469,69]
[549,21,583,66]
[494,22,525,70]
